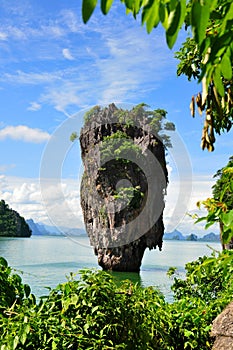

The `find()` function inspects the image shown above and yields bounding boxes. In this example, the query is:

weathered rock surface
[80,104,168,272]
[211,301,233,350]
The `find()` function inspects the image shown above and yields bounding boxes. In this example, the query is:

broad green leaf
[221,53,232,80]
[209,34,232,61]
[167,3,181,36]
[124,0,134,10]
[101,0,114,15]
[82,0,98,24]
[221,210,233,227]
[142,1,160,33]
[204,0,218,11]
[213,65,225,97]
[222,227,233,243]
[159,2,168,30]
[166,0,186,49]
[191,1,210,44]
[221,2,233,31]
[169,0,177,12]
[124,0,142,17]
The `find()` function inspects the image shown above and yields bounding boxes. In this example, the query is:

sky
[0,0,232,236]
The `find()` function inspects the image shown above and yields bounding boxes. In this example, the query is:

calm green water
[0,236,221,301]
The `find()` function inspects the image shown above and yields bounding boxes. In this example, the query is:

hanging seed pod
[190,96,195,117]
[201,76,208,110]
[196,92,203,115]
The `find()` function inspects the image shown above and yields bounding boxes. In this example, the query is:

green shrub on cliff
[0,249,232,349]
[0,200,31,237]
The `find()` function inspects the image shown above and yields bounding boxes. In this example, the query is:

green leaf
[205,221,215,229]
[13,336,19,350]
[191,1,210,44]
[82,0,98,24]
[166,0,186,49]
[167,2,181,36]
[142,1,160,33]
[24,283,31,297]
[84,323,90,333]
[101,0,114,15]
[21,330,28,345]
[213,65,225,97]
[195,216,208,224]
[221,54,232,80]
[0,256,8,268]
[159,3,168,30]
[222,227,233,244]
[221,210,233,227]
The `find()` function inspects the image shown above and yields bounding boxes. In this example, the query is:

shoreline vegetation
[0,250,232,349]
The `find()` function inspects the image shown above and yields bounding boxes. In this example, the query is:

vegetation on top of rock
[80,103,175,149]
[0,200,31,238]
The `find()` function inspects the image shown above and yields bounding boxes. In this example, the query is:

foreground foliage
[1,250,233,349]
[195,156,233,248]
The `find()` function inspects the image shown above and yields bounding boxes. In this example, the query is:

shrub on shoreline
[1,250,232,349]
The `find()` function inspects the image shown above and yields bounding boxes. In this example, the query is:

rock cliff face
[211,301,233,350]
[80,104,169,272]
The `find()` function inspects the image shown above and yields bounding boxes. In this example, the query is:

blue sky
[0,0,232,235]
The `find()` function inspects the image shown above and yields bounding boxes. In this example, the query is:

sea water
[0,236,221,301]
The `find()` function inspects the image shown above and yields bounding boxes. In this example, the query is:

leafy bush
[0,250,232,349]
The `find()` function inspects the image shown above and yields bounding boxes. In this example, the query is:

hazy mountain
[26,219,86,237]
[27,219,220,242]
[164,229,220,242]
[199,232,220,242]
[164,230,185,240]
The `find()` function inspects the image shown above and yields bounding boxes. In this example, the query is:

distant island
[26,219,220,243]
[164,229,220,242]
[26,219,87,237]
[0,200,31,237]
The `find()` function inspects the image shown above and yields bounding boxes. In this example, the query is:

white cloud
[164,175,217,235]
[0,125,50,143]
[62,48,75,60]
[60,9,80,33]
[27,102,41,111]
[0,164,15,172]
[0,170,220,237]
[0,31,7,40]
[0,176,84,229]
[2,70,62,85]
[41,81,81,114]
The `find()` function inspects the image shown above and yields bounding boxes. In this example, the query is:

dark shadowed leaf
[82,0,98,23]
[101,0,114,15]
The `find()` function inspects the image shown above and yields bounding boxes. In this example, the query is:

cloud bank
[0,125,50,143]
